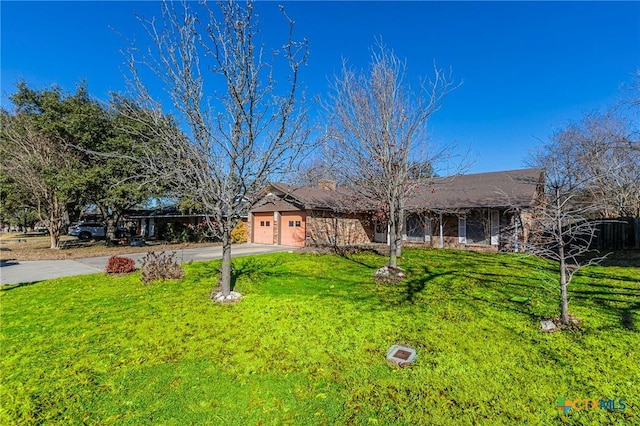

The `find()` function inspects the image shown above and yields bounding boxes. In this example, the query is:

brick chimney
[317,179,336,191]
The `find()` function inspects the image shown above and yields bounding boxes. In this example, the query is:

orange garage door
[252,212,274,244]
[280,212,306,247]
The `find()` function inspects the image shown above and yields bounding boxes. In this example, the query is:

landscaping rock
[375,266,405,278]
[211,290,242,304]
[540,319,557,332]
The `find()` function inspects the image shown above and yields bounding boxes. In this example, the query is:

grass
[1,248,638,425]
[0,232,219,261]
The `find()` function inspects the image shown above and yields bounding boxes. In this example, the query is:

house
[124,205,205,239]
[249,168,544,250]
[124,205,249,241]
[250,179,374,247]
[403,168,544,251]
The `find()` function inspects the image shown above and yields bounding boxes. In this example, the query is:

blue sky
[2,1,638,174]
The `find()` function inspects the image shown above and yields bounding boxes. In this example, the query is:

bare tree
[538,111,640,218]
[287,155,338,187]
[527,126,620,325]
[124,0,309,299]
[622,67,640,108]
[324,41,458,268]
[0,113,77,249]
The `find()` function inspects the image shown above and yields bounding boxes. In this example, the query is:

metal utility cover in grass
[386,345,416,367]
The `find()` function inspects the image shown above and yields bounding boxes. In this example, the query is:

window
[462,210,489,244]
[295,221,301,227]
[405,214,428,242]
[289,221,294,227]
[266,221,270,227]
[260,221,265,226]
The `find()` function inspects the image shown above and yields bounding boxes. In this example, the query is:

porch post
[514,213,520,253]
[439,213,444,248]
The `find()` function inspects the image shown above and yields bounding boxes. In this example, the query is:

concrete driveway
[0,244,296,286]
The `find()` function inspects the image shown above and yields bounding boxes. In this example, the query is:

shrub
[231,221,249,243]
[105,255,136,274]
[140,251,185,284]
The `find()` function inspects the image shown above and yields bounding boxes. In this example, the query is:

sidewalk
[0,244,295,286]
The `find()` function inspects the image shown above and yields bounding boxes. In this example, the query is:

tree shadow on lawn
[402,255,548,300]
[597,250,640,267]
[380,263,544,320]
[229,256,289,291]
[571,287,640,331]
[389,267,574,365]
[621,305,640,330]
[402,269,455,303]
[453,295,578,366]
[336,250,384,270]
[577,269,640,284]
[226,255,381,302]
[0,280,41,292]
[397,255,639,331]
[188,256,290,291]
[460,269,640,331]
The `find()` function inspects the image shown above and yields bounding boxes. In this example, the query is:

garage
[252,212,274,244]
[280,211,306,247]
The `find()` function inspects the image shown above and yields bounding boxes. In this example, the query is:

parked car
[68,222,106,241]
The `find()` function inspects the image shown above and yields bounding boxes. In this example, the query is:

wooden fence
[590,217,640,251]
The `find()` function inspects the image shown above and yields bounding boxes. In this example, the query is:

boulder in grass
[374,266,405,283]
[540,319,557,332]
[211,291,242,304]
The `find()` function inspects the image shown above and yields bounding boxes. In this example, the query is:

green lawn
[1,249,638,425]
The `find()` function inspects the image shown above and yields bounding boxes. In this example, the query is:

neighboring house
[124,205,203,239]
[124,205,249,240]
[249,168,544,250]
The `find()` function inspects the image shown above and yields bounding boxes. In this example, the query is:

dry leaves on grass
[0,236,218,261]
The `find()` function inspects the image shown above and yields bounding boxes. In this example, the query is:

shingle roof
[408,168,544,210]
[251,198,302,212]
[253,168,543,212]
[260,182,361,210]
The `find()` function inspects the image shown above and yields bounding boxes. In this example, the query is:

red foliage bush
[105,255,136,274]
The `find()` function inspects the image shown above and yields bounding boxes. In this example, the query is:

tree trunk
[48,218,62,249]
[559,249,570,324]
[106,216,117,245]
[47,197,64,249]
[219,225,232,296]
[556,188,570,324]
[395,206,404,259]
[388,235,398,268]
[388,202,398,268]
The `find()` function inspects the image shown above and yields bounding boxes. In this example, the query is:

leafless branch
[323,40,460,267]
[121,0,309,296]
